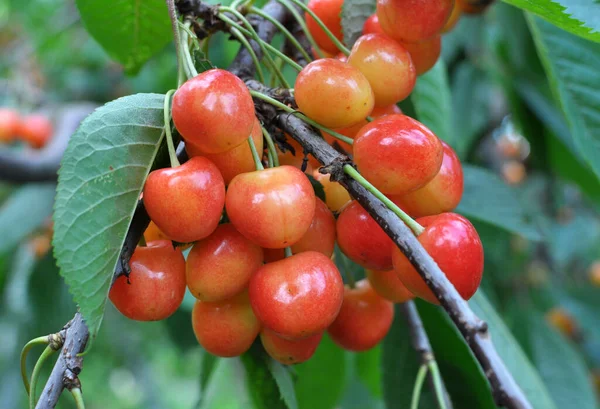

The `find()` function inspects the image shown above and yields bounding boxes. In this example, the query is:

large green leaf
[53,93,166,338]
[528,16,600,182]
[75,0,172,74]
[269,360,298,409]
[340,0,375,47]
[456,165,543,241]
[469,292,558,409]
[200,358,251,409]
[502,0,600,43]
[355,345,382,399]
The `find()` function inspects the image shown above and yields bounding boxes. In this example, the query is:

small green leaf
[341,0,375,47]
[241,343,290,409]
[192,48,217,73]
[53,93,166,339]
[199,359,251,409]
[75,0,172,74]
[502,0,600,43]
[268,360,298,409]
[456,165,543,241]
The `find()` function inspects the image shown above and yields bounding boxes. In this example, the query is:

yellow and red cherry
[399,36,441,76]
[366,269,415,303]
[261,328,323,364]
[305,0,344,54]
[362,14,386,36]
[312,171,352,212]
[376,0,453,43]
[19,114,53,149]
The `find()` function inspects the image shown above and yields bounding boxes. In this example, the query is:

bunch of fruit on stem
[110,0,488,364]
[0,108,53,149]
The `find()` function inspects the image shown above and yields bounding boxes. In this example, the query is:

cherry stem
[248,136,264,170]
[284,247,293,257]
[164,90,181,168]
[428,361,449,409]
[228,26,266,84]
[261,126,280,167]
[21,336,50,394]
[276,0,325,58]
[343,165,425,236]
[266,148,274,167]
[249,90,355,146]
[178,21,199,78]
[410,364,429,409]
[71,388,86,409]
[29,346,56,409]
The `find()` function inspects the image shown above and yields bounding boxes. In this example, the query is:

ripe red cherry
[336,201,394,270]
[186,224,264,302]
[328,279,394,351]
[305,0,344,54]
[226,165,315,249]
[143,156,225,243]
[376,0,453,43]
[249,251,344,339]
[311,171,351,212]
[400,36,441,76]
[362,14,386,36]
[19,114,53,149]
[191,292,260,357]
[366,269,414,303]
[186,118,264,184]
[353,114,443,195]
[109,240,186,321]
[172,69,255,154]
[295,59,374,129]
[348,34,416,107]
[392,213,484,304]
[261,328,323,364]
[389,141,463,218]
[0,108,20,142]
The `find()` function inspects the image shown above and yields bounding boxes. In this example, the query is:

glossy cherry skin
[261,328,323,364]
[400,36,441,76]
[191,291,261,357]
[186,118,264,184]
[0,108,20,142]
[305,0,344,54]
[295,59,374,129]
[18,114,53,149]
[376,0,453,43]
[172,69,255,154]
[392,213,484,304]
[353,114,443,195]
[328,280,394,351]
[336,201,395,270]
[143,156,225,243]
[362,14,386,36]
[312,171,351,212]
[226,166,315,249]
[109,240,186,321]
[389,141,463,218]
[348,34,416,107]
[249,251,344,339]
[186,224,264,302]
[366,269,414,303]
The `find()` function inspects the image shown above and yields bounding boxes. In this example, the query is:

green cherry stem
[71,388,86,409]
[20,336,49,394]
[227,26,266,83]
[428,361,449,409]
[164,90,181,168]
[343,165,425,236]
[261,126,280,167]
[248,136,264,171]
[249,90,354,146]
[410,364,429,409]
[276,0,325,58]
[29,346,56,409]
[284,247,293,258]
[266,148,274,168]
[178,22,199,78]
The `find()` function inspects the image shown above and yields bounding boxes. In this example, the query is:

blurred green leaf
[456,165,544,240]
[53,93,166,339]
[241,343,289,409]
[75,0,172,74]
[503,0,600,43]
[268,360,298,409]
[0,183,55,253]
[341,0,375,47]
[355,345,382,399]
[200,358,251,409]
[529,16,600,182]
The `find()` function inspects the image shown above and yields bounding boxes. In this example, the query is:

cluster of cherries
[110,0,487,365]
[0,108,53,149]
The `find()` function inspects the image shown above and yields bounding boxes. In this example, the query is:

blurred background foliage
[1,0,599,408]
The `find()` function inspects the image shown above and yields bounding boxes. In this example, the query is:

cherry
[305,0,344,54]
[336,201,394,270]
[311,171,351,212]
[392,213,484,304]
[328,279,394,351]
[362,14,386,36]
[143,156,225,243]
[348,34,416,107]
[109,240,186,321]
[249,251,344,339]
[19,114,53,149]
[191,291,260,357]
[366,269,414,303]
[172,69,255,154]
[261,328,323,364]
[295,59,374,129]
[400,36,441,76]
[353,114,443,195]
[442,3,461,32]
[0,108,20,143]
[144,221,171,243]
[376,0,453,43]
[226,165,315,249]
[186,224,264,302]
[186,118,264,184]
[389,141,463,218]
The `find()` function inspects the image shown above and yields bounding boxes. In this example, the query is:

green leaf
[296,335,347,409]
[53,93,166,339]
[355,345,382,399]
[528,16,600,182]
[411,60,455,147]
[0,183,55,253]
[75,0,172,74]
[241,343,290,409]
[268,360,299,409]
[199,358,251,409]
[502,0,600,43]
[306,173,326,203]
[340,0,375,47]
[456,165,543,241]
[469,292,559,409]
